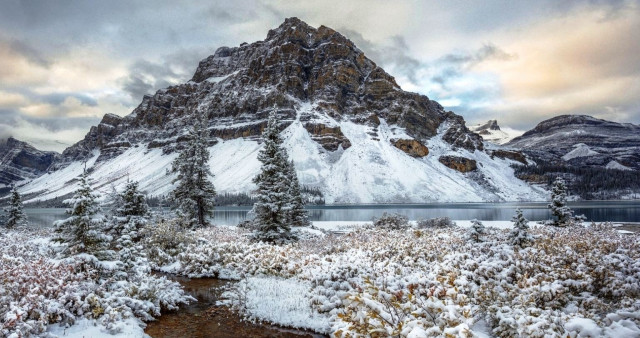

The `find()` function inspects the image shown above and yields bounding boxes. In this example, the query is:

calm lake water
[24,201,640,227]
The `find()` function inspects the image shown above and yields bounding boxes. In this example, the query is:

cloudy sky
[1,0,639,151]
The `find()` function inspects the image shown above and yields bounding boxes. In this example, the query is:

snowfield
[157,221,639,337]
[2,220,639,337]
[15,103,548,204]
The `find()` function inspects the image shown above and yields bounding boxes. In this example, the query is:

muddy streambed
[144,276,326,338]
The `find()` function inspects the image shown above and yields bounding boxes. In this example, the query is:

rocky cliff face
[507,115,640,170]
[0,137,58,187]
[59,17,481,164]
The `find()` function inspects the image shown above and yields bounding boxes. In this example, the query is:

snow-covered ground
[2,219,639,337]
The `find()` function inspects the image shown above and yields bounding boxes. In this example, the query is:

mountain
[507,115,640,170]
[16,18,546,203]
[469,120,520,145]
[0,137,58,189]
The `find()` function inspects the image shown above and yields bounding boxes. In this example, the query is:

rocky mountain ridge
[0,137,58,188]
[507,114,640,170]
[59,17,481,165]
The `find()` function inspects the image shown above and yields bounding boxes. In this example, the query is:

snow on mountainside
[469,120,521,145]
[562,143,599,161]
[507,115,640,170]
[15,18,547,203]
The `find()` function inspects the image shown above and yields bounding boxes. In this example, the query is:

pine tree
[251,109,295,243]
[4,186,27,229]
[285,159,311,227]
[509,208,533,247]
[467,218,485,243]
[548,177,573,226]
[54,171,111,259]
[170,114,217,228]
[105,181,151,274]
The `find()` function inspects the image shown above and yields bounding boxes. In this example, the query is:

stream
[144,275,326,338]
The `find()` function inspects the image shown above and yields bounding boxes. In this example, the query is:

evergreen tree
[285,159,311,227]
[54,171,111,258]
[467,218,485,243]
[170,114,217,228]
[509,208,533,247]
[251,109,295,243]
[105,181,151,274]
[4,186,27,229]
[548,177,573,226]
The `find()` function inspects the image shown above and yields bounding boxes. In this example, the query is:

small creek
[144,275,326,338]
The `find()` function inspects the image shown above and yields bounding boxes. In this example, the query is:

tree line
[512,164,640,199]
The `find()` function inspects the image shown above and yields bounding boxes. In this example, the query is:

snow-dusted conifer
[54,171,111,258]
[467,219,485,243]
[170,114,217,228]
[4,186,27,229]
[510,208,533,247]
[548,177,573,226]
[286,159,311,227]
[251,109,295,243]
[106,180,150,274]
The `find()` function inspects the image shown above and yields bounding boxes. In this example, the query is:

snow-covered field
[2,220,639,337]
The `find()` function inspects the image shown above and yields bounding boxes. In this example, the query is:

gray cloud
[0,0,637,145]
[339,29,423,84]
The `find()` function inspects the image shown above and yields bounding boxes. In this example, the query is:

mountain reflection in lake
[23,201,640,228]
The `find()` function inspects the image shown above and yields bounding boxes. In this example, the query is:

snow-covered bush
[510,208,534,247]
[467,218,485,243]
[0,228,192,337]
[372,212,409,230]
[416,216,456,228]
[150,224,640,337]
[142,218,194,267]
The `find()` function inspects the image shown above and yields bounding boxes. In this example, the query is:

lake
[24,201,640,227]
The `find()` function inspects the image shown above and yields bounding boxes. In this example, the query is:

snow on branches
[251,108,309,243]
[3,186,27,229]
[170,113,217,228]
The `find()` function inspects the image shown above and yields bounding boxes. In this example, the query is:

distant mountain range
[469,120,521,145]
[1,18,638,203]
[0,137,58,189]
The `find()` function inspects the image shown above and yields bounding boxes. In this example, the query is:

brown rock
[303,123,351,151]
[491,150,527,164]
[439,155,477,173]
[391,139,429,158]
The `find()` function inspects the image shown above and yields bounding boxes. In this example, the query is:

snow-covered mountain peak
[13,19,550,203]
[469,120,521,145]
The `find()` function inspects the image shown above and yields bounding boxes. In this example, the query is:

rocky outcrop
[442,114,483,151]
[439,155,477,173]
[60,113,126,164]
[51,17,482,167]
[303,123,351,151]
[0,137,58,186]
[491,150,527,164]
[391,139,429,157]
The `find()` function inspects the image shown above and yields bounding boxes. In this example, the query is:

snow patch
[562,143,599,161]
[606,160,632,171]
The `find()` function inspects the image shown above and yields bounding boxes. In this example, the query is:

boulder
[439,155,477,173]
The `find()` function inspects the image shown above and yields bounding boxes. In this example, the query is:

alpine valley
[2,18,639,204]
